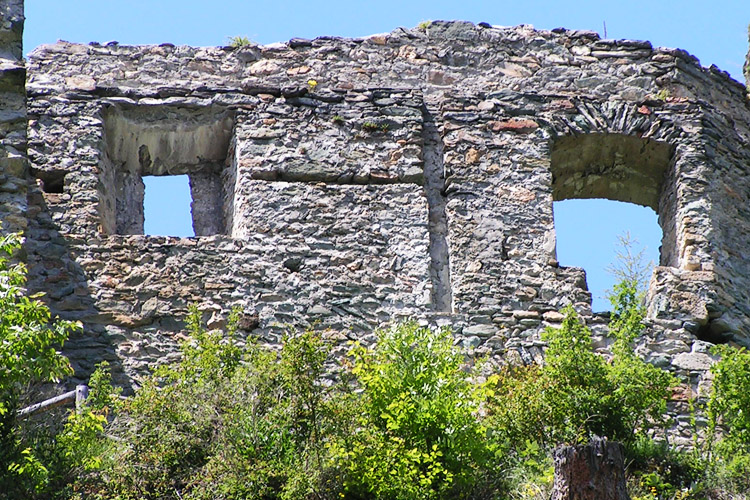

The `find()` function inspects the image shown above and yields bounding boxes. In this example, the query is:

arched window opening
[551,133,674,312]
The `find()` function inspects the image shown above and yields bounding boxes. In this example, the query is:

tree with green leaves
[490,233,673,447]
[0,229,80,496]
[331,322,501,500]
[705,344,750,491]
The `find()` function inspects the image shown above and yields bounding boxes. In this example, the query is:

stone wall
[5,15,750,447]
[0,0,27,234]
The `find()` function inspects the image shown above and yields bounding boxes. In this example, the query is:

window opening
[99,105,235,236]
[34,169,66,193]
[550,133,674,312]
[143,175,194,237]
[553,199,661,312]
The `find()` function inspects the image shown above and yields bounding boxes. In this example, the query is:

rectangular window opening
[34,169,66,194]
[143,175,194,237]
[99,105,235,237]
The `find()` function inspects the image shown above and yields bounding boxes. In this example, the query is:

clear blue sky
[23,0,750,311]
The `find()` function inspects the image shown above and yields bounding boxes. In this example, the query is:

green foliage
[705,344,750,492]
[607,281,675,438]
[331,322,500,499]
[490,281,674,446]
[487,364,548,448]
[55,362,121,481]
[708,345,750,450]
[193,327,338,500]
[70,318,505,499]
[417,20,433,30]
[0,231,79,415]
[71,308,341,500]
[0,229,80,497]
[540,306,619,443]
[654,89,671,102]
[88,306,249,497]
[331,114,345,125]
[625,436,704,500]
[362,121,389,133]
[502,441,554,500]
[227,35,252,47]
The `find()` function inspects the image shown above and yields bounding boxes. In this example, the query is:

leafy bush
[69,307,341,500]
[191,325,340,500]
[625,435,704,500]
[605,280,676,442]
[490,280,674,447]
[330,322,501,499]
[705,344,750,492]
[0,229,80,497]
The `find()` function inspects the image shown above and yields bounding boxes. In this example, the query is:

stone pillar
[0,0,28,234]
[551,437,630,500]
[745,23,750,92]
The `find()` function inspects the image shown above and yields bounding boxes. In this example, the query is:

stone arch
[544,99,695,271]
[550,133,673,268]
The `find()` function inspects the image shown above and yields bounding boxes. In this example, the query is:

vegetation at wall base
[0,229,81,498]
[489,279,675,449]
[329,322,502,499]
[2,230,750,499]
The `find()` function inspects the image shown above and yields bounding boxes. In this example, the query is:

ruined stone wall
[0,0,26,234]
[4,15,750,447]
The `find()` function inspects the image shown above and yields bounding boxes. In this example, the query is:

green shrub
[490,279,674,447]
[330,322,501,499]
[606,280,675,441]
[70,308,341,500]
[0,229,80,497]
[192,327,340,500]
[541,305,621,443]
[48,361,121,498]
[705,344,750,492]
[502,440,554,500]
[625,435,705,500]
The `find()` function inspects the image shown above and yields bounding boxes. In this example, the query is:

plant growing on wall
[227,35,252,48]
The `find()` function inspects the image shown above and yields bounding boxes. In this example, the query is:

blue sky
[23,0,750,311]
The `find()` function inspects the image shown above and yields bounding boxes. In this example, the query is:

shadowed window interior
[99,105,235,237]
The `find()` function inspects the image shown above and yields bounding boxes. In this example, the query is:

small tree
[705,344,750,490]
[490,288,674,447]
[605,231,654,296]
[0,229,80,495]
